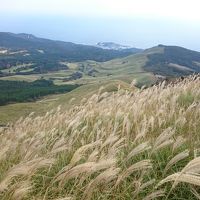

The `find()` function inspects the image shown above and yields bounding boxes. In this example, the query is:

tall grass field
[0,75,200,199]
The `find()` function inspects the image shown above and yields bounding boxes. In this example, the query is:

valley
[1,33,200,126]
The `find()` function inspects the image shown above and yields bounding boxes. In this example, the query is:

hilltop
[144,45,200,76]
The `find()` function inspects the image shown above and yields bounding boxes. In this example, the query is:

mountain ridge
[143,44,200,76]
[1,32,200,81]
[0,31,140,61]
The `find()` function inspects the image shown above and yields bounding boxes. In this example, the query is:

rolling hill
[1,33,200,124]
[1,32,200,82]
[0,32,141,73]
[2,44,200,88]
[92,45,200,84]
[144,45,200,76]
[69,45,200,86]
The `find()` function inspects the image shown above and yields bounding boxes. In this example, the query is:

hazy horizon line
[1,31,200,52]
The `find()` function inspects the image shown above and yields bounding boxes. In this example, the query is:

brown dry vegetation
[0,75,200,199]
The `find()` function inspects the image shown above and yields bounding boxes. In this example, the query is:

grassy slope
[0,47,162,85]
[0,76,200,199]
[0,80,132,125]
[144,45,200,76]
[0,49,159,124]
[0,53,154,84]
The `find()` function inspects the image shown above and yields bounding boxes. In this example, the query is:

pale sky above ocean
[1,0,200,50]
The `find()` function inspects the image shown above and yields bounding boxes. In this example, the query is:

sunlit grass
[0,75,200,199]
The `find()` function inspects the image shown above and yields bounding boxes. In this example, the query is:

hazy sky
[1,0,200,50]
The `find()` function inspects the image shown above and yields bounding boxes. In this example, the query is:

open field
[1,63,34,73]
[0,48,158,85]
[0,76,200,199]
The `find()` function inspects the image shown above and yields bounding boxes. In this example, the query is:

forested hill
[0,32,141,68]
[144,45,200,76]
[0,79,80,105]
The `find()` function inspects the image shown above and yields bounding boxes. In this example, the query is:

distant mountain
[0,32,139,73]
[96,42,141,51]
[143,45,200,77]
[1,32,200,80]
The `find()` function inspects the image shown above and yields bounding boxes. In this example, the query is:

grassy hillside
[1,34,200,83]
[0,80,133,125]
[144,45,200,76]
[2,44,200,87]
[0,75,200,199]
[1,44,200,125]
[3,44,199,87]
[0,52,156,124]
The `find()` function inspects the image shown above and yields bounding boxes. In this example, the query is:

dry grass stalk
[158,172,200,188]
[83,167,120,200]
[152,128,175,153]
[56,158,116,186]
[143,189,165,200]
[70,140,101,166]
[191,186,200,199]
[172,136,187,152]
[54,197,73,200]
[126,142,151,161]
[115,160,152,186]
[164,150,189,174]
[0,158,54,192]
[11,181,32,200]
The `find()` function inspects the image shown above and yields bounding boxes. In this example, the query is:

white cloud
[1,0,200,20]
